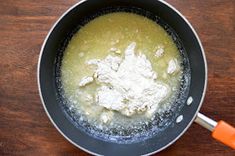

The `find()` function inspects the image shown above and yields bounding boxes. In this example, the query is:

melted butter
[61,12,183,129]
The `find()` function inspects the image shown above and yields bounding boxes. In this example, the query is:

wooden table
[0,0,234,155]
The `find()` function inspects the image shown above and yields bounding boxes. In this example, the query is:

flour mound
[86,42,170,117]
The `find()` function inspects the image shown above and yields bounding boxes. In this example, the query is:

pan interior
[55,7,191,144]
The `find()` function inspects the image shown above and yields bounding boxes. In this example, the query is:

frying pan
[37,0,235,155]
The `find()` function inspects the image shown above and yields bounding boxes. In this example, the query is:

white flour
[81,42,170,117]
[167,59,179,74]
[154,45,164,57]
[79,76,94,87]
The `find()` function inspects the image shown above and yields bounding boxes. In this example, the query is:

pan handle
[195,113,235,149]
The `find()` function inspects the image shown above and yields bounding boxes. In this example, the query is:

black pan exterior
[38,0,207,155]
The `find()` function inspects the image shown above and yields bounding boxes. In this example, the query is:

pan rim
[37,0,208,155]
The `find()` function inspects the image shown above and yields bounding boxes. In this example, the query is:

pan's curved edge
[37,0,208,155]
[37,0,101,155]
[145,0,208,155]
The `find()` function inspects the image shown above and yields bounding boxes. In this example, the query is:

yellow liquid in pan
[61,12,183,129]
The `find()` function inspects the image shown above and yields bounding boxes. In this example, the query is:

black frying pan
[38,0,235,155]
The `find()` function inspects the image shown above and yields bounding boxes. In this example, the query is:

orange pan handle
[212,120,235,149]
[195,113,235,149]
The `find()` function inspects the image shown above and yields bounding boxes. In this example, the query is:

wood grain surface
[0,0,234,155]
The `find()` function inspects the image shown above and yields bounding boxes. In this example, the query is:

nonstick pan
[37,0,235,155]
